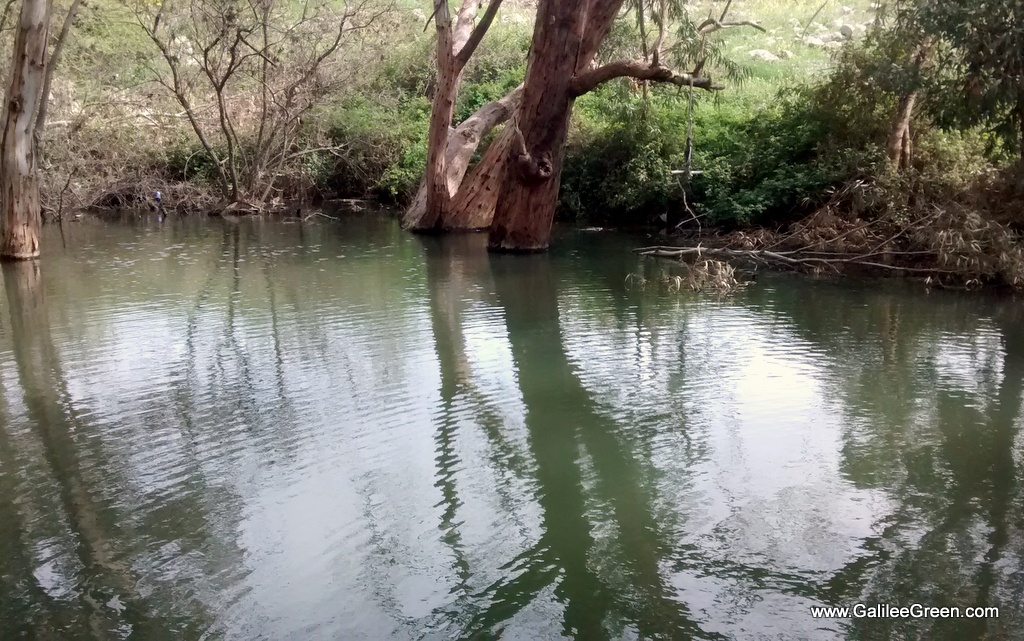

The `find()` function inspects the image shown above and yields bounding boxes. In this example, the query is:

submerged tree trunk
[420,1,462,231]
[488,0,632,251]
[428,0,724,249]
[0,0,50,260]
[406,86,522,230]
[488,0,585,252]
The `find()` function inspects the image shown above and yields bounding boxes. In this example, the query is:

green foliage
[916,0,1024,154]
[165,139,224,184]
[695,93,857,226]
[562,85,690,224]
[560,81,861,227]
[316,95,431,200]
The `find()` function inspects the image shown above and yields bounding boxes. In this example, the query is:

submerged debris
[627,257,744,294]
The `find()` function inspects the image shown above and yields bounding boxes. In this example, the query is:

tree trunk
[407,0,507,232]
[418,1,462,232]
[403,86,522,230]
[887,40,932,173]
[488,0,589,252]
[887,91,917,170]
[446,0,624,245]
[34,0,81,152]
[0,0,50,261]
[1018,88,1024,179]
[448,125,515,230]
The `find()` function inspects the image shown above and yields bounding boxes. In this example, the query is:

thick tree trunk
[441,0,623,246]
[488,0,591,252]
[0,0,50,261]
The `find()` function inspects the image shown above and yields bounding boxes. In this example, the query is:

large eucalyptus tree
[406,0,757,250]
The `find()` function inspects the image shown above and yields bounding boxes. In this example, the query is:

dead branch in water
[634,245,964,276]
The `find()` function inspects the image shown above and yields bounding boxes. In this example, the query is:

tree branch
[35,0,83,149]
[570,60,722,97]
[456,0,504,66]
[651,0,668,66]
[697,18,766,35]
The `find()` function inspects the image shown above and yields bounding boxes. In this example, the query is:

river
[1,211,1022,640]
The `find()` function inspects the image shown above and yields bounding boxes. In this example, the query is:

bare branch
[697,18,767,35]
[652,0,668,66]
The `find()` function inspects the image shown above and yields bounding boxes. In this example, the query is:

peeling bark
[488,0,589,252]
[420,0,461,231]
[405,85,522,230]
[1,0,51,261]
[446,0,628,238]
[432,0,729,249]
[448,125,515,230]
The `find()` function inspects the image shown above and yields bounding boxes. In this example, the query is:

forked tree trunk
[0,0,50,261]
[34,0,81,152]
[407,0,505,232]
[435,0,715,248]
[887,40,932,173]
[404,86,522,230]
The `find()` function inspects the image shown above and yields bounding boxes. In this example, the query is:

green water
[1,212,1022,640]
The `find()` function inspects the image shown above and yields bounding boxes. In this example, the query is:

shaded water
[1,212,1023,640]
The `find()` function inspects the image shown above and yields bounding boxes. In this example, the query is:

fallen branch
[302,210,338,222]
[634,245,962,276]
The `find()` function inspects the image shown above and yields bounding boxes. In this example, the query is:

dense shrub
[559,82,859,228]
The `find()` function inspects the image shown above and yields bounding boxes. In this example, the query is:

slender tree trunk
[887,91,917,170]
[887,40,932,172]
[1018,88,1024,178]
[0,0,50,261]
[419,1,462,232]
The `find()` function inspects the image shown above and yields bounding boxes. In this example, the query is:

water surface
[1,212,1023,640]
